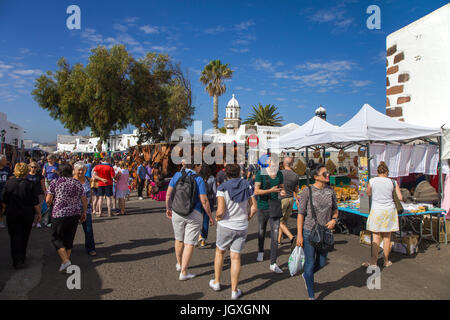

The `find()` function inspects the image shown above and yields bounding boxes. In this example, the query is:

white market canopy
[277,104,442,150]
[269,116,338,151]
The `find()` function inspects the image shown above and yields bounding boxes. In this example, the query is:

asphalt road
[1,194,449,300]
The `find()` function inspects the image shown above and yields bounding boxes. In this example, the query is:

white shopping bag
[288,246,305,277]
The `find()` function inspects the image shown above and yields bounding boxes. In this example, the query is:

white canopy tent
[283,104,441,150]
[268,116,338,151]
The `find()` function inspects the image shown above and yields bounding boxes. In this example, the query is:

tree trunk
[212,94,219,130]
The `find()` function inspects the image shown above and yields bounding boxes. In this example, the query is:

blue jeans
[302,229,328,299]
[200,201,214,240]
[82,214,95,253]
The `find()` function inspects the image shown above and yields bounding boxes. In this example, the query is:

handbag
[391,180,404,214]
[307,186,334,253]
[264,173,282,219]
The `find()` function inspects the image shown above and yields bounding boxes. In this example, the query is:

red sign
[247,134,259,147]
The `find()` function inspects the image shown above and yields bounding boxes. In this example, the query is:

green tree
[243,103,284,126]
[32,45,194,145]
[199,60,233,130]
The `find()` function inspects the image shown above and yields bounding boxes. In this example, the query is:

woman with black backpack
[296,163,338,300]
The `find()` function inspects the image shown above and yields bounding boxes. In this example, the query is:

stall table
[338,206,448,248]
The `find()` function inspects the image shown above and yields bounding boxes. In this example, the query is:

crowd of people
[0,151,408,300]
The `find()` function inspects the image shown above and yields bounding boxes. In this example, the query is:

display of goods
[294,159,306,176]
[333,186,359,201]
[326,159,336,175]
[358,146,366,157]
[313,148,321,158]
[338,149,345,162]
[409,206,428,213]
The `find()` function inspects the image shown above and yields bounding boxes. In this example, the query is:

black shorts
[98,185,113,197]
[91,187,98,196]
[51,215,80,250]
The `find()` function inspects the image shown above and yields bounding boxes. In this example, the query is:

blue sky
[0,0,448,143]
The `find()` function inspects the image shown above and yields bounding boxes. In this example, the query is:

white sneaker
[36,223,42,229]
[231,288,243,300]
[209,279,221,291]
[256,252,264,262]
[176,263,181,272]
[139,197,143,200]
[179,273,196,281]
[59,261,71,273]
[270,263,283,274]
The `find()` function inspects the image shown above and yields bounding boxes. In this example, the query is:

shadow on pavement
[93,238,173,266]
[314,267,368,300]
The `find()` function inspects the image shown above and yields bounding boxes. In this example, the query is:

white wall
[0,112,25,146]
[386,4,450,128]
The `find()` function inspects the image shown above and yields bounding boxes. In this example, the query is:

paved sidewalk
[1,195,449,300]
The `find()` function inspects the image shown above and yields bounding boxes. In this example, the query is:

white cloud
[81,28,103,44]
[0,63,13,70]
[308,7,354,30]
[259,90,266,96]
[13,69,42,76]
[151,46,176,53]
[0,73,3,78]
[113,24,128,32]
[296,60,354,71]
[140,25,159,34]
[230,48,250,53]
[351,80,372,87]
[234,20,255,31]
[276,97,287,101]
[125,17,140,23]
[253,59,275,72]
[204,25,226,35]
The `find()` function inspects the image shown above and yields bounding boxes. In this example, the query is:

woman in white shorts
[114,161,129,215]
[208,164,257,300]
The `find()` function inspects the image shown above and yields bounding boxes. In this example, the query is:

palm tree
[243,103,284,126]
[200,60,233,130]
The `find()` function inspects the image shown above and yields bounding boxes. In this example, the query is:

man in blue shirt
[165,163,214,281]
[137,161,147,200]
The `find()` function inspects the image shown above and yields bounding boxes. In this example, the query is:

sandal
[383,261,393,268]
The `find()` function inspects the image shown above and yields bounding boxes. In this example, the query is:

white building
[56,129,141,153]
[0,112,25,148]
[386,3,450,128]
[203,94,301,163]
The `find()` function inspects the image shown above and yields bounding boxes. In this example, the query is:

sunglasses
[30,166,38,169]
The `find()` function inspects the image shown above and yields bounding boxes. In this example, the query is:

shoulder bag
[391,180,404,214]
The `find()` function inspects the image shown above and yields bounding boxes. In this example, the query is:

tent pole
[306,147,310,187]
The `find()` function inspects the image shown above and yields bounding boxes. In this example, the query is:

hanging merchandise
[369,144,386,177]
[338,149,345,162]
[442,129,450,160]
[313,148,321,158]
[326,159,336,176]
[424,145,439,175]
[410,144,427,173]
[398,145,413,177]
[358,156,370,214]
[294,159,306,176]
[384,144,401,178]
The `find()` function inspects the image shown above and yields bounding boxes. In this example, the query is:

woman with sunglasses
[26,161,46,228]
[296,164,338,300]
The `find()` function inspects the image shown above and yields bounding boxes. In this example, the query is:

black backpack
[171,169,199,216]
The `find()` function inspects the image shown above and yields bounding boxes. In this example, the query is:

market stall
[275,104,447,249]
